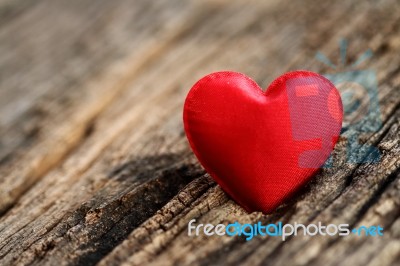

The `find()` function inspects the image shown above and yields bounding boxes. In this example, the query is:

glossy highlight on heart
[183,71,343,213]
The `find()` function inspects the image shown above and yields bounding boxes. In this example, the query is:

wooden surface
[0,0,399,265]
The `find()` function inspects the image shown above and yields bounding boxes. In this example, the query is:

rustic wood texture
[0,0,399,265]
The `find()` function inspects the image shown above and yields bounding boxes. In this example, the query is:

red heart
[183,71,343,213]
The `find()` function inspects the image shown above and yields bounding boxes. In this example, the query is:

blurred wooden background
[0,0,399,265]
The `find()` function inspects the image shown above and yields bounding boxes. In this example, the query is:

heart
[183,71,343,213]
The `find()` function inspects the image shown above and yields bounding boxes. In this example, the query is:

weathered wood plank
[0,0,399,265]
[0,0,206,214]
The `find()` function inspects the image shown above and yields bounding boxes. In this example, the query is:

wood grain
[0,0,399,265]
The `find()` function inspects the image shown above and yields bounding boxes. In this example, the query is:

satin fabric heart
[183,71,343,213]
